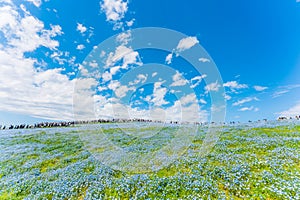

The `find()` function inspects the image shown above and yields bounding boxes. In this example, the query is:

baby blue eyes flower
[0,123,299,199]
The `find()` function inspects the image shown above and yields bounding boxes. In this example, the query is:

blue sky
[0,0,300,125]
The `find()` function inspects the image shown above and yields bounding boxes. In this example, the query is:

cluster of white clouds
[3,0,298,123]
[75,30,206,122]
[83,0,210,122]
[74,27,148,121]
[84,39,210,122]
[232,97,259,112]
[0,4,63,55]
[170,71,187,87]
[116,30,131,45]
[90,72,207,122]
[222,79,300,117]
[0,1,76,121]
[75,22,95,51]
[92,90,207,123]
[100,0,134,30]
[101,0,128,22]
[221,79,270,113]
[94,43,142,85]
[223,81,248,91]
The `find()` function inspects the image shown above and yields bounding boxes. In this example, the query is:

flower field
[0,122,299,199]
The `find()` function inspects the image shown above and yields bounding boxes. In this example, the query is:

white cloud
[108,80,121,90]
[100,0,128,22]
[272,84,300,98]
[170,71,187,87]
[205,81,221,93]
[77,64,88,76]
[279,101,300,117]
[77,23,87,34]
[224,93,231,101]
[254,85,268,91]
[152,72,158,77]
[223,81,248,91]
[281,84,300,90]
[101,80,136,99]
[272,90,289,98]
[50,51,75,66]
[110,66,120,75]
[102,71,113,82]
[199,99,207,104]
[199,57,210,63]
[116,30,131,45]
[25,0,41,7]
[190,74,207,89]
[97,85,107,92]
[129,74,147,86]
[122,51,141,68]
[165,53,173,64]
[126,19,135,27]
[139,88,145,93]
[165,36,199,63]
[233,97,259,106]
[75,78,98,91]
[89,61,98,68]
[180,93,197,106]
[115,85,135,98]
[20,4,31,15]
[105,45,142,69]
[176,36,199,53]
[238,106,254,112]
[151,82,168,106]
[76,44,85,50]
[238,106,259,112]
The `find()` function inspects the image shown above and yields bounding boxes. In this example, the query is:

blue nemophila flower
[0,123,299,199]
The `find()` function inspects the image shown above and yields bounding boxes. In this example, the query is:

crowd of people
[0,115,299,130]
[0,118,163,130]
